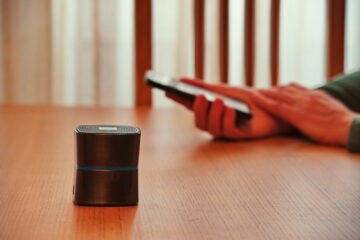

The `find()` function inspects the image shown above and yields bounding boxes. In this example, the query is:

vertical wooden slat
[270,0,280,86]
[219,0,229,83]
[327,0,346,80]
[244,0,255,87]
[194,0,205,80]
[135,0,152,106]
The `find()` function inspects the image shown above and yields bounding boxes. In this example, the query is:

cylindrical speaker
[73,125,141,206]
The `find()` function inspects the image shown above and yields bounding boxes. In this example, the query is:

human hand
[166,78,293,139]
[253,83,357,146]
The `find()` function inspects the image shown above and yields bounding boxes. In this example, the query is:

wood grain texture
[244,0,255,87]
[219,0,229,84]
[270,0,280,87]
[0,105,360,240]
[135,0,152,106]
[194,0,205,80]
[326,0,346,80]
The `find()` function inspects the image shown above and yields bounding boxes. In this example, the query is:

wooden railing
[134,0,347,107]
[135,0,153,107]
[327,0,346,80]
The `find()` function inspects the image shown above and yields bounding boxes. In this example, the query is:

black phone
[145,70,252,119]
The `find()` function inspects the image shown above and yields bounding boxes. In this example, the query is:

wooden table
[0,105,359,240]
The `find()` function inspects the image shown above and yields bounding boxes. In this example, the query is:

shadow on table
[72,205,138,239]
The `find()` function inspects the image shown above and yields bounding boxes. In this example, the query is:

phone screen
[145,71,252,119]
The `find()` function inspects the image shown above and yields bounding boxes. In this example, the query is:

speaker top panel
[75,125,141,135]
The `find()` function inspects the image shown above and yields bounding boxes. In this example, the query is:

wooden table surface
[0,105,360,240]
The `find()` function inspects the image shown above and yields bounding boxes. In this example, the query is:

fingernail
[197,94,208,103]
[214,98,223,104]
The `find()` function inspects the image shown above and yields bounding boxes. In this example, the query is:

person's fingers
[258,89,298,105]
[277,84,309,97]
[193,95,209,130]
[165,92,193,110]
[276,86,302,97]
[252,92,298,123]
[222,107,248,139]
[287,83,307,91]
[207,98,225,137]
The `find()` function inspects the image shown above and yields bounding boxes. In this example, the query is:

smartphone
[145,70,252,119]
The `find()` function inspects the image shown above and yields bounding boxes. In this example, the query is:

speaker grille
[75,125,140,135]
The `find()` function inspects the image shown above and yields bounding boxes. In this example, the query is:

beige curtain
[0,0,196,107]
[1,0,136,107]
[52,0,119,106]
[1,0,52,104]
[0,0,359,107]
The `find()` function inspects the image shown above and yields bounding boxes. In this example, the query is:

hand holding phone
[145,71,252,119]
[145,70,294,139]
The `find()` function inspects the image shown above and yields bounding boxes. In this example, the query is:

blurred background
[0,0,359,107]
